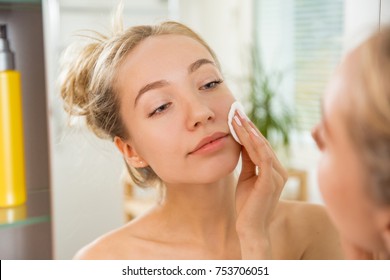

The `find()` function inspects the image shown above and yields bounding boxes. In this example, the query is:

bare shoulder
[72,208,167,260]
[276,200,344,259]
[73,223,144,260]
[278,200,331,227]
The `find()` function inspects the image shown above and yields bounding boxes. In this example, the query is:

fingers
[247,121,288,182]
[232,111,287,178]
[232,112,273,168]
[239,146,257,181]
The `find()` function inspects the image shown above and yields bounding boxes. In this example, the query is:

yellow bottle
[0,24,26,208]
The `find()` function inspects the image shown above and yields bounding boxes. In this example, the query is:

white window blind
[255,0,344,131]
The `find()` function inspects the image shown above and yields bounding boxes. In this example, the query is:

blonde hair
[60,20,220,188]
[347,26,390,204]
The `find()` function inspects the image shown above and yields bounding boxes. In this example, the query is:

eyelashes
[147,79,224,118]
[148,102,172,117]
[199,79,223,90]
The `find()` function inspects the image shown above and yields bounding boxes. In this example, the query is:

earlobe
[114,136,148,168]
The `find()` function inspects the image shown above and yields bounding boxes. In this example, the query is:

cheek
[135,124,181,160]
[318,151,379,247]
[317,150,357,234]
[318,154,344,212]
[132,117,188,178]
[213,91,236,119]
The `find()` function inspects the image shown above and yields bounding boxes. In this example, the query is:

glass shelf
[0,189,51,229]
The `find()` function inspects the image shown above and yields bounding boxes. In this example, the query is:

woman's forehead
[117,35,215,87]
[125,34,214,66]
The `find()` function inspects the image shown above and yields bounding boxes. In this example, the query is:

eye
[148,103,171,117]
[199,79,223,90]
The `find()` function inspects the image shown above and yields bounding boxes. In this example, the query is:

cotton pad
[228,101,245,145]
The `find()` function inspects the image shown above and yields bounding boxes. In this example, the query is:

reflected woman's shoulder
[72,228,123,260]
[72,222,146,260]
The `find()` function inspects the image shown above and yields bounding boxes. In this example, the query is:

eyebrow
[134,58,217,107]
[188,58,215,73]
[135,80,169,107]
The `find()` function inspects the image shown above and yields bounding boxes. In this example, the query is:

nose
[185,95,215,130]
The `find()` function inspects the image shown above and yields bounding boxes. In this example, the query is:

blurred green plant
[247,47,295,150]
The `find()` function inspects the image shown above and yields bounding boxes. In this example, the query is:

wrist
[237,231,272,260]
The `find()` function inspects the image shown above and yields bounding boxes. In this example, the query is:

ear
[114,136,148,168]
[375,207,390,254]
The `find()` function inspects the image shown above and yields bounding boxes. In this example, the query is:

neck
[159,173,237,243]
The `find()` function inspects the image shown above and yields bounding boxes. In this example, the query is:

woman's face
[312,52,384,252]
[116,34,241,185]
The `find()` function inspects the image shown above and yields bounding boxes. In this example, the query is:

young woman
[61,19,343,259]
[312,27,390,259]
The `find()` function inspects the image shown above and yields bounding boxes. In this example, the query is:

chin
[197,154,240,183]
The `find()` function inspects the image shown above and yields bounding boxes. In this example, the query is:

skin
[312,48,390,259]
[74,34,343,260]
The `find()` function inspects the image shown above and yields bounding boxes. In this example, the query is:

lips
[189,132,229,154]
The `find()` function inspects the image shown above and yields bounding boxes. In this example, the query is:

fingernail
[233,116,242,126]
[237,109,248,121]
[251,127,260,137]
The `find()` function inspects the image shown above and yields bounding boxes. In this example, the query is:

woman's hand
[232,111,288,259]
